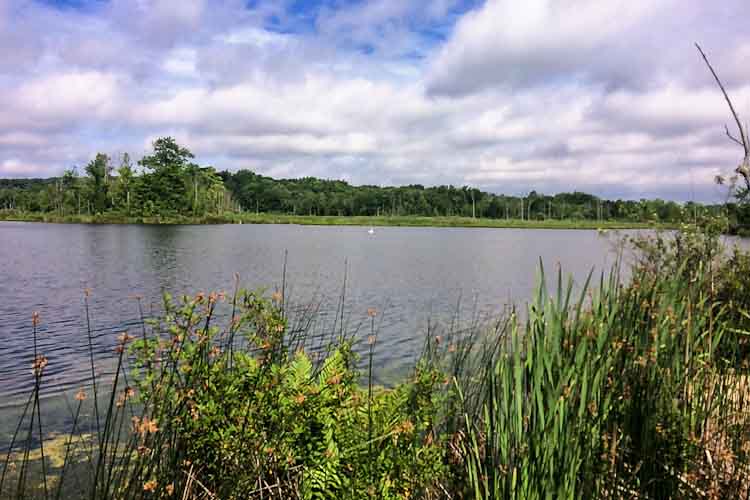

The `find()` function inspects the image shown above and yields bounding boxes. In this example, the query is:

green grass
[0,210,674,230]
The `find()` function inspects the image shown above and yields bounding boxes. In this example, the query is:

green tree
[139,137,193,215]
[116,153,135,214]
[85,153,110,213]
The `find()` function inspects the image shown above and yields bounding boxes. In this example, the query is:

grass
[0,210,674,230]
[1,222,749,499]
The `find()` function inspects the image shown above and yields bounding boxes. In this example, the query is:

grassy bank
[2,223,749,499]
[0,210,673,230]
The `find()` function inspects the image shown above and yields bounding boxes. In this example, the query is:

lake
[0,222,680,403]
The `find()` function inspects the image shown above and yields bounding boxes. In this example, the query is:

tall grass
[1,224,749,499]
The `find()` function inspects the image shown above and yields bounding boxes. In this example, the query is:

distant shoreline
[0,211,672,230]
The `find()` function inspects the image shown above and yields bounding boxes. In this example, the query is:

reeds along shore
[1,221,750,499]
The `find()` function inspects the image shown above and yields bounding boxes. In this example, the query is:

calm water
[0,222,638,402]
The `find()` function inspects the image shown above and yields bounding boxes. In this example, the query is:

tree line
[220,169,745,226]
[1,136,748,229]
[0,137,234,217]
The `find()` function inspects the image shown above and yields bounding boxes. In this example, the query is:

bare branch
[725,124,744,148]
[695,43,749,156]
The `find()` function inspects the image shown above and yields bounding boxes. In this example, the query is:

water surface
[0,222,643,401]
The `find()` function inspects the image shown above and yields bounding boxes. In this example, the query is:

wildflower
[143,479,157,492]
[209,346,221,358]
[75,389,87,401]
[271,291,283,303]
[133,416,159,436]
[117,332,135,344]
[327,373,343,385]
[367,335,376,345]
[208,292,218,304]
[274,323,284,333]
[84,288,91,298]
[294,393,306,404]
[367,308,377,318]
[31,355,48,376]
[434,335,442,345]
[32,311,40,327]
[142,417,159,434]
[117,386,135,407]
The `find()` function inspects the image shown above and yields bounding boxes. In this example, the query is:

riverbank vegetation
[2,220,749,499]
[2,137,748,232]
[0,211,676,230]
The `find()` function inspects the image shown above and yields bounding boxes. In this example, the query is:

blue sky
[1,0,749,201]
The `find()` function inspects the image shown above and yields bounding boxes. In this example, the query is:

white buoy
[368,227,375,234]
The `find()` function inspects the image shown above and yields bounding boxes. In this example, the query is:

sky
[0,0,749,201]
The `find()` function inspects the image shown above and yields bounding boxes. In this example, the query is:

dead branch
[695,43,750,190]
[725,125,744,148]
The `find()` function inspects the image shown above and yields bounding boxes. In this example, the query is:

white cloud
[0,0,748,202]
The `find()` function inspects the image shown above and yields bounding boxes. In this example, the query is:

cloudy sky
[0,0,748,201]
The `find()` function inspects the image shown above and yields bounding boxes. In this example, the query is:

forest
[1,136,749,230]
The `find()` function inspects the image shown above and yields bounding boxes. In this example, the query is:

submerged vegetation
[1,220,749,499]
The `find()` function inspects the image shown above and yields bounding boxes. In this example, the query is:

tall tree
[116,153,135,214]
[85,154,110,213]
[139,137,193,214]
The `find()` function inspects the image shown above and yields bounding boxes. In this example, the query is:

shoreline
[0,212,673,230]
[0,212,672,230]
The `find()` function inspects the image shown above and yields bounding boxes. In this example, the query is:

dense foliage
[220,170,731,226]
[3,137,748,230]
[0,138,234,218]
